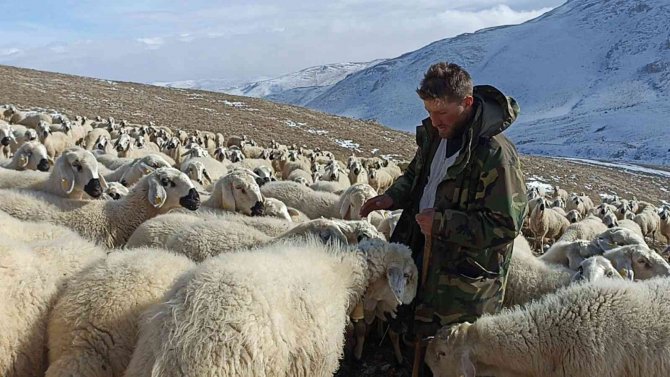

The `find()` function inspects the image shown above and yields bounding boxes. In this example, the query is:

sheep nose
[84,179,103,198]
[330,174,337,180]
[0,137,10,146]
[179,188,201,211]
[251,201,265,217]
[110,192,120,200]
[354,168,360,175]
[37,159,50,172]
[116,145,125,152]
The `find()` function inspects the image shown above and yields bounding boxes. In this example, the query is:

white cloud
[136,37,164,49]
[0,48,21,57]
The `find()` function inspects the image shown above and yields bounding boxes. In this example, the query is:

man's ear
[463,96,474,108]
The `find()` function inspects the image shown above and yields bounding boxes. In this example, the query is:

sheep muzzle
[180,188,201,210]
[251,201,265,216]
[84,179,104,198]
[0,137,10,146]
[37,158,50,172]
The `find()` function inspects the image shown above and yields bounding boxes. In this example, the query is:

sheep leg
[353,320,366,360]
[389,329,403,364]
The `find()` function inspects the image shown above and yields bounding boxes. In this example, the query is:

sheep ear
[203,170,212,184]
[460,350,476,377]
[339,195,352,220]
[319,226,347,245]
[148,176,167,208]
[139,162,155,175]
[99,173,109,190]
[386,266,406,305]
[220,180,237,212]
[607,251,634,280]
[18,153,30,169]
[56,157,76,194]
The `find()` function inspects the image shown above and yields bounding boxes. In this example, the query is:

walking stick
[412,236,433,377]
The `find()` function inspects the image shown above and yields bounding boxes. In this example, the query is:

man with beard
[360,62,528,376]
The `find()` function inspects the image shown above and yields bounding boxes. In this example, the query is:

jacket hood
[473,85,520,138]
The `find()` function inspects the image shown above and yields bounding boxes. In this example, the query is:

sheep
[102,181,129,200]
[9,109,52,128]
[425,277,670,377]
[108,154,172,187]
[503,235,574,308]
[0,228,104,377]
[541,227,647,268]
[368,168,393,193]
[0,167,200,247]
[660,208,670,242]
[41,123,76,158]
[225,134,246,148]
[338,183,378,220]
[11,126,39,152]
[565,209,581,223]
[528,199,570,250]
[377,210,403,240]
[554,214,608,242]
[126,213,384,262]
[602,244,670,280]
[633,206,661,241]
[180,159,213,188]
[602,210,644,238]
[83,128,111,150]
[124,237,416,377]
[263,197,292,221]
[0,140,50,171]
[261,180,342,219]
[45,248,195,377]
[0,147,106,199]
[571,256,624,282]
[566,195,587,216]
[202,170,265,216]
[348,160,368,184]
[553,185,568,202]
[252,165,276,186]
[287,168,314,185]
[311,179,349,194]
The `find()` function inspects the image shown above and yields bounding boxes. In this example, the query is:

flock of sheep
[1,102,670,377]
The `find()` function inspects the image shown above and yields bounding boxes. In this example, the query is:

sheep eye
[403,272,410,279]
[606,271,613,277]
[160,178,170,187]
[577,266,583,274]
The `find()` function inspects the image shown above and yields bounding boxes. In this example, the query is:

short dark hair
[416,62,473,102]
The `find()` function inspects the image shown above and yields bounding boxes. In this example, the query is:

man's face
[423,96,473,139]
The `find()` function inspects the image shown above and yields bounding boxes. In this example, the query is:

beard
[436,117,469,139]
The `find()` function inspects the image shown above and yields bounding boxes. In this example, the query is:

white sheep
[252,165,276,186]
[263,197,292,221]
[261,180,343,219]
[426,277,670,377]
[528,199,570,250]
[0,140,50,171]
[0,167,199,247]
[633,206,661,241]
[108,154,172,187]
[503,235,573,308]
[554,214,608,242]
[180,159,213,187]
[659,208,670,242]
[368,168,393,193]
[0,227,104,377]
[553,185,568,202]
[0,147,106,199]
[124,237,417,377]
[202,170,265,216]
[602,210,644,238]
[311,179,349,194]
[9,109,52,128]
[45,248,195,377]
[83,128,111,150]
[377,209,403,241]
[348,160,368,184]
[602,244,670,280]
[338,183,378,220]
[102,181,129,200]
[287,168,314,185]
[126,213,384,262]
[571,256,623,282]
[565,209,582,223]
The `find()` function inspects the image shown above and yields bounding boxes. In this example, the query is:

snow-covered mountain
[273,0,669,165]
[153,60,385,99]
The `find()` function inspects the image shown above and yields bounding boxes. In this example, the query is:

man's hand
[415,208,436,237]
[360,194,394,217]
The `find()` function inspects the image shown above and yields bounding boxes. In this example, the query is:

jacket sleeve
[431,151,528,249]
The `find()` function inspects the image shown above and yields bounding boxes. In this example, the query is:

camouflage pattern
[386,85,528,332]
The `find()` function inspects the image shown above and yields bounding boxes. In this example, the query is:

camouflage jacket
[386,85,528,326]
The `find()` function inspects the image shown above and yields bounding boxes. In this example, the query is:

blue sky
[0,0,565,83]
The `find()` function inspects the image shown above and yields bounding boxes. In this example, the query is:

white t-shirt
[419,138,459,212]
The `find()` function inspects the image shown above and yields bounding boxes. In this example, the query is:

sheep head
[572,256,623,282]
[145,167,199,212]
[357,238,418,321]
[425,322,476,377]
[56,147,107,198]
